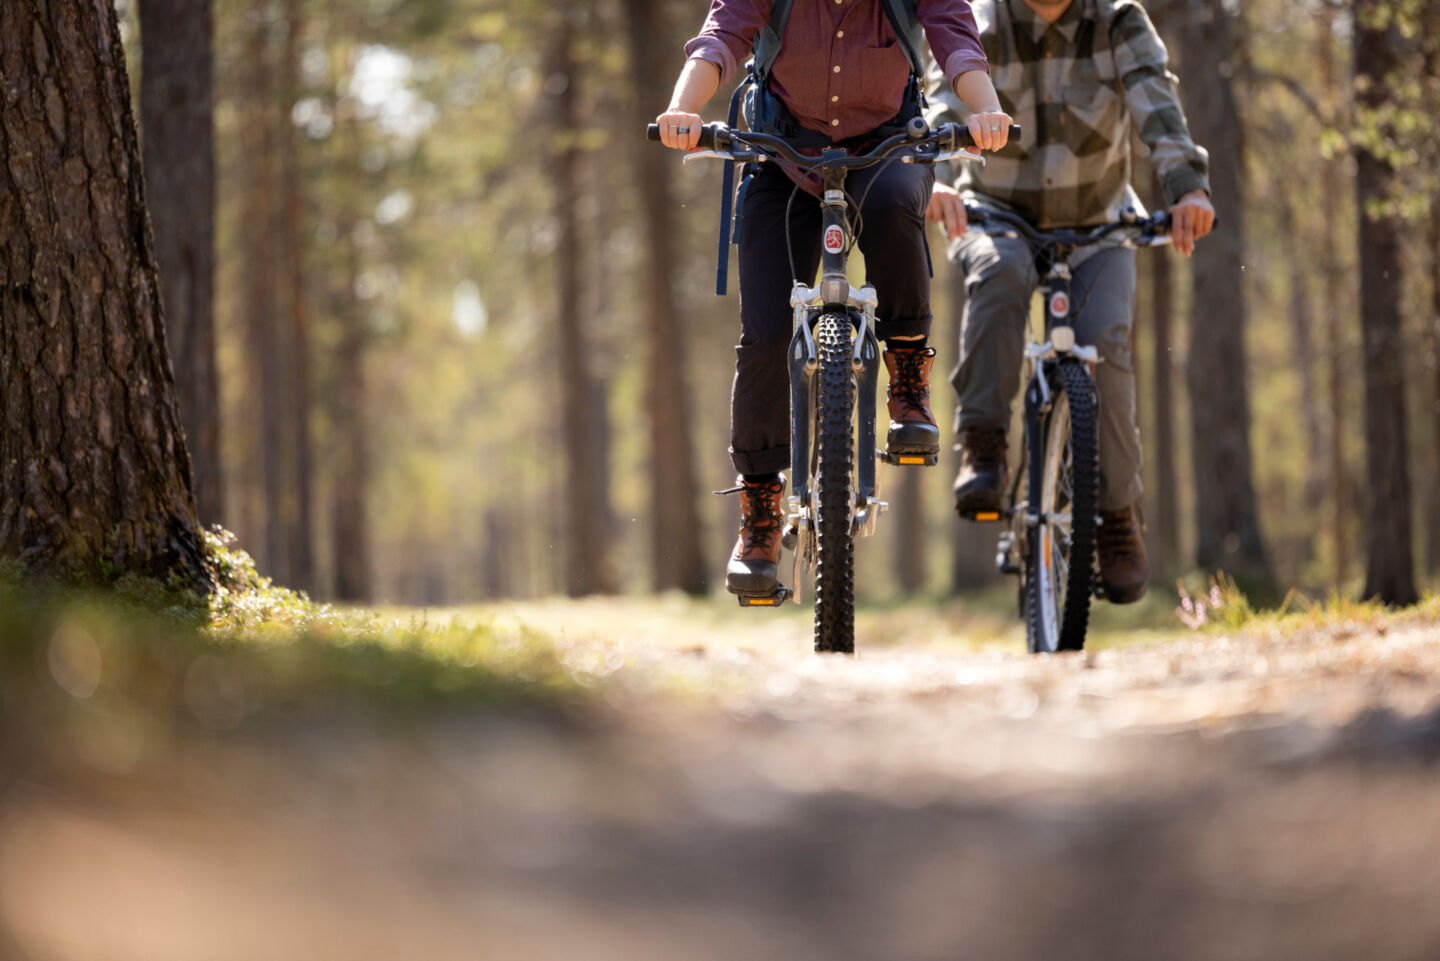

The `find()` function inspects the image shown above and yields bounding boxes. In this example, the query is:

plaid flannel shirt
[925,0,1210,228]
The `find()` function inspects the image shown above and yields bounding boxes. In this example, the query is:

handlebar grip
[941,122,1023,148]
[646,122,723,149]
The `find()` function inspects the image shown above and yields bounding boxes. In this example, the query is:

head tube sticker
[1049,291,1070,318]
[824,225,845,253]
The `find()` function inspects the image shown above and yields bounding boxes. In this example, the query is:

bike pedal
[882,452,938,467]
[735,586,791,608]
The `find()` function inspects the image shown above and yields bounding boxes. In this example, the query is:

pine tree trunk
[279,0,314,592]
[1429,202,1440,577]
[1280,197,1327,516]
[1353,0,1417,606]
[1175,0,1269,580]
[330,233,371,602]
[621,0,709,594]
[1319,10,1349,590]
[0,0,211,590]
[1149,231,1179,571]
[550,15,615,597]
[138,0,222,528]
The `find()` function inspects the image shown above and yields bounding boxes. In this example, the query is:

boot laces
[889,347,934,414]
[726,479,783,552]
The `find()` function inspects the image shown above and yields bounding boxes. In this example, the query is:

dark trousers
[730,160,935,475]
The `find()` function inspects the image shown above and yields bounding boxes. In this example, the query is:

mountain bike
[648,118,1016,653]
[961,204,1172,653]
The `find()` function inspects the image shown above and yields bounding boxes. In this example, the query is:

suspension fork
[788,310,819,501]
[853,307,881,502]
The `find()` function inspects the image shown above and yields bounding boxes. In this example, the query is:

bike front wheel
[1025,362,1099,654]
[813,311,855,654]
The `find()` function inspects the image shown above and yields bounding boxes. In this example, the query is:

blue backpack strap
[715,77,748,296]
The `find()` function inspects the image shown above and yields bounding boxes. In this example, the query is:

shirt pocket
[855,42,913,110]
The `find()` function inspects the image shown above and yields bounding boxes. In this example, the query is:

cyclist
[926,0,1214,603]
[657,0,1012,598]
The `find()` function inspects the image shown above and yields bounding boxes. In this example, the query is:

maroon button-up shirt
[685,0,987,142]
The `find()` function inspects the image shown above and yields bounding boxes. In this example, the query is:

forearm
[668,58,722,114]
[952,69,1001,114]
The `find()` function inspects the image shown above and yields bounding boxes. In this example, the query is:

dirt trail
[6,603,1440,961]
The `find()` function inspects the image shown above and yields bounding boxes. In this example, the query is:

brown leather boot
[883,346,940,460]
[952,428,1009,519]
[1097,503,1149,604]
[725,475,785,595]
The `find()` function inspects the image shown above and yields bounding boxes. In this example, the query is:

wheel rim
[1036,392,1073,651]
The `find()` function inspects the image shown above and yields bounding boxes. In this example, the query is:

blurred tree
[1318,7,1350,590]
[551,9,617,596]
[278,0,315,592]
[1175,0,1271,583]
[139,0,223,528]
[622,0,709,595]
[1353,0,1417,605]
[0,0,211,590]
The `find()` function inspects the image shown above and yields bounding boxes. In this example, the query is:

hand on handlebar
[655,108,703,151]
[967,111,1013,152]
[927,182,969,242]
[1169,189,1215,257]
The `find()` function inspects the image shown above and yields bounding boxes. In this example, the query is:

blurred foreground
[5,592,1440,960]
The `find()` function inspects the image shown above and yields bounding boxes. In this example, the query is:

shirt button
[833,65,841,73]
[831,95,839,102]
[831,119,840,126]
[836,30,844,37]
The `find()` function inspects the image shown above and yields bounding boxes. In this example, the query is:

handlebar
[646,119,1022,169]
[964,203,1174,249]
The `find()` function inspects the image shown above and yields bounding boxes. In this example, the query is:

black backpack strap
[880,0,925,77]
[752,0,796,84]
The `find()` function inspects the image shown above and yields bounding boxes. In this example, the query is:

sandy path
[5,603,1440,960]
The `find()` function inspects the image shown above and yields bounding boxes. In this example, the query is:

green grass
[0,534,587,775]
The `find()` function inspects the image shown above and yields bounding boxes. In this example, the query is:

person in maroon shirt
[657,0,1011,598]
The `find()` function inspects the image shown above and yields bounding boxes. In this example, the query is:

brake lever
[682,149,761,165]
[932,148,986,166]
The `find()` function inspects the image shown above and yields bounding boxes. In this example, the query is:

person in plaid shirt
[925,0,1215,603]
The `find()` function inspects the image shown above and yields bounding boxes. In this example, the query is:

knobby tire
[813,313,855,654]
[1025,362,1098,654]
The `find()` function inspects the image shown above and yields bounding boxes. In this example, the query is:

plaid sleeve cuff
[1161,166,1210,207]
[683,39,737,88]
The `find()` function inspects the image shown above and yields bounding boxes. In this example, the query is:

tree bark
[138,0,222,528]
[1149,224,1180,571]
[1279,196,1327,516]
[1429,198,1440,577]
[550,15,616,597]
[1318,9,1349,591]
[279,0,314,592]
[330,224,371,602]
[1353,0,1417,606]
[620,0,709,594]
[0,0,211,590]
[1175,0,1270,580]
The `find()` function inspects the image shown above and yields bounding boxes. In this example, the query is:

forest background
[117,0,1440,610]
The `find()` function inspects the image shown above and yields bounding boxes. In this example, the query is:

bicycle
[648,117,1017,653]
[959,204,1173,654]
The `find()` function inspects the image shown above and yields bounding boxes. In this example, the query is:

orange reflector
[975,512,1001,522]
[748,599,777,606]
[898,456,926,465]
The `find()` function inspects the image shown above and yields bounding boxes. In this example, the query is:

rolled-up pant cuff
[730,445,791,476]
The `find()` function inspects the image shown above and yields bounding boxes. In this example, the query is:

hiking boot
[1097,503,1149,604]
[953,427,1009,519]
[883,346,940,460]
[725,475,786,595]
